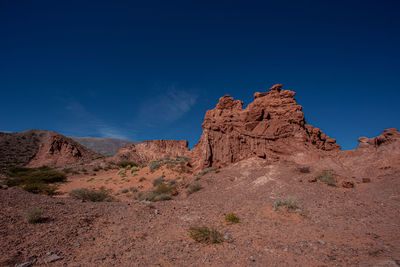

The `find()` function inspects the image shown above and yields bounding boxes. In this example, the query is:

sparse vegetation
[152,175,165,186]
[194,167,216,180]
[4,166,66,195]
[186,182,202,195]
[129,187,138,193]
[69,187,113,202]
[225,213,240,223]
[93,166,102,172]
[273,196,299,211]
[134,184,175,202]
[25,207,44,224]
[130,166,140,175]
[138,177,146,182]
[167,179,177,186]
[189,226,224,244]
[198,167,215,176]
[316,171,336,186]
[117,168,127,178]
[149,160,162,172]
[117,161,138,168]
[121,188,129,194]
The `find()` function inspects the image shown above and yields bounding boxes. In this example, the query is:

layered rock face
[191,84,340,169]
[27,132,100,168]
[114,140,189,164]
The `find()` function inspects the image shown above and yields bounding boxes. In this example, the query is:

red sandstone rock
[190,84,341,170]
[362,178,371,183]
[308,177,317,183]
[113,140,189,164]
[28,132,100,168]
[342,180,355,188]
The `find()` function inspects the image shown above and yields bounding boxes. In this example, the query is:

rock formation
[113,140,189,164]
[337,128,400,178]
[27,132,100,168]
[191,84,340,170]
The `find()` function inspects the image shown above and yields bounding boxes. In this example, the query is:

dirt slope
[1,157,399,266]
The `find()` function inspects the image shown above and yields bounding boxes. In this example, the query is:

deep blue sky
[1,0,399,150]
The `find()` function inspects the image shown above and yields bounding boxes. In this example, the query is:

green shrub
[134,184,175,202]
[23,183,57,195]
[129,187,138,193]
[69,187,113,202]
[186,182,202,195]
[189,226,224,244]
[93,166,102,172]
[25,207,44,224]
[138,177,146,182]
[176,155,191,163]
[130,166,140,175]
[117,168,127,178]
[4,166,66,195]
[121,188,129,194]
[273,196,299,211]
[152,175,165,187]
[225,213,240,223]
[316,171,336,186]
[117,161,138,168]
[149,160,162,172]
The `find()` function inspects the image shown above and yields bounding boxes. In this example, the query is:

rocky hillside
[113,140,189,164]
[70,136,140,156]
[0,129,100,171]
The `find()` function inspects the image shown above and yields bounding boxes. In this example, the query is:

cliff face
[190,84,340,170]
[27,132,100,168]
[114,140,189,164]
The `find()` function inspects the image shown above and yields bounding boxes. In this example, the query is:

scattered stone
[74,242,81,248]
[317,240,326,245]
[1,184,8,190]
[342,181,354,188]
[17,262,33,267]
[249,256,256,262]
[224,232,233,242]
[283,247,290,252]
[44,254,63,263]
[308,177,317,183]
[362,178,371,183]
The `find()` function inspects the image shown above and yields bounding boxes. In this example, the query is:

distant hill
[0,129,100,171]
[70,137,140,156]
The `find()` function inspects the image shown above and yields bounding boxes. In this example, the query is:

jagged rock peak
[191,83,341,170]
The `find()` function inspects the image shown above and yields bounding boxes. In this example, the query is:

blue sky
[0,0,399,149]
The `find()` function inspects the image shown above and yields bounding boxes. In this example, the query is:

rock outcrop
[191,84,340,170]
[337,128,400,178]
[113,140,189,164]
[27,132,100,168]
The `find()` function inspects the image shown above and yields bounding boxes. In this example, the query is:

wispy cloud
[135,87,198,127]
[64,101,130,139]
[59,86,197,140]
